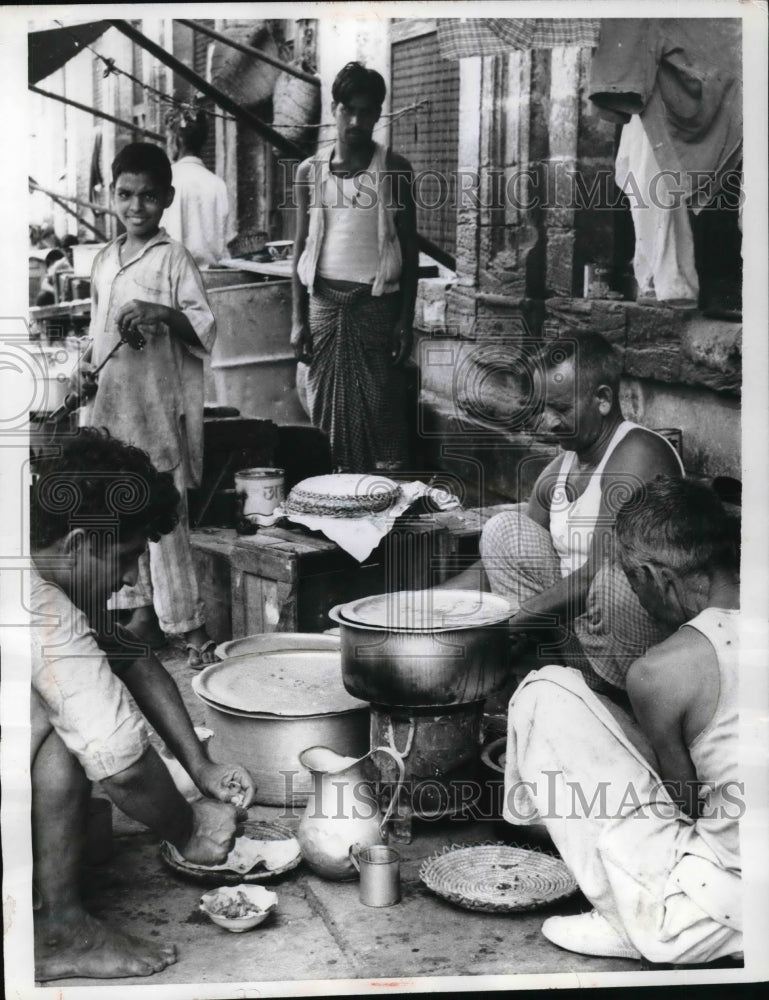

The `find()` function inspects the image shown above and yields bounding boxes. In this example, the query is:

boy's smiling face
[112,171,174,242]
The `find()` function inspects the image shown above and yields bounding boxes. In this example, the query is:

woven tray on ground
[160,820,301,885]
[419,843,577,913]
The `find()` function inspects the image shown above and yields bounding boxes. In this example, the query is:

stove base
[370,701,485,843]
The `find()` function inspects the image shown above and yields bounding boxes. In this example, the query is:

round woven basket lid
[340,589,514,631]
[420,844,578,913]
[286,474,400,517]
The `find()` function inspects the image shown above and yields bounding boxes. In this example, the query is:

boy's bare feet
[124,606,167,650]
[35,909,177,982]
[183,625,217,669]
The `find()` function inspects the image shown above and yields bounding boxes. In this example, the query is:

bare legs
[124,605,166,649]
[31,692,177,981]
[124,606,216,667]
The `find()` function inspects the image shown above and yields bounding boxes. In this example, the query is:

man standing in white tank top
[504,477,742,964]
[291,62,418,472]
[449,332,684,692]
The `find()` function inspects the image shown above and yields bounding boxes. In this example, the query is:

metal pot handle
[348,843,361,873]
[369,744,406,841]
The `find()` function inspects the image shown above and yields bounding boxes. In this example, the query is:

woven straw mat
[420,844,578,913]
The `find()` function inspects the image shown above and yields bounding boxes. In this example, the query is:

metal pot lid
[194,648,368,716]
[215,631,340,662]
[338,590,514,632]
[191,678,364,720]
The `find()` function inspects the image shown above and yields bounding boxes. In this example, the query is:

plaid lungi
[307,279,408,473]
[480,507,672,691]
[437,18,600,60]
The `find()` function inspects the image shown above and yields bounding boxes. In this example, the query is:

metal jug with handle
[297,745,405,880]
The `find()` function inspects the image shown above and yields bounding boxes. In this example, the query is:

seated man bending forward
[480,333,684,691]
[504,477,741,964]
[30,429,256,981]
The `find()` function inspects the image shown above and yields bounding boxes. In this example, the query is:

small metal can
[234,467,285,525]
[350,844,401,907]
[584,263,613,299]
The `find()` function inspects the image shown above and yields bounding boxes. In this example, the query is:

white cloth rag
[275,481,460,562]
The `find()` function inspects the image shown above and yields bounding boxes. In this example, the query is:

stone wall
[415,46,742,497]
[543,298,741,480]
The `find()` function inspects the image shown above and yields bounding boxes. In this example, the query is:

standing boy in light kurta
[78,142,217,666]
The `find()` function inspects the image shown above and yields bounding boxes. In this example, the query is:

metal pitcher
[297,745,404,880]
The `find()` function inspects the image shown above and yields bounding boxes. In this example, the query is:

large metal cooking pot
[198,697,369,808]
[193,633,369,807]
[328,591,513,708]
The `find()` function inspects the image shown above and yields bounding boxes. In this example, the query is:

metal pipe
[418,235,456,273]
[211,352,297,369]
[29,175,108,242]
[179,19,320,87]
[109,19,305,160]
[109,21,458,273]
[29,180,118,220]
[29,83,166,143]
[48,338,126,424]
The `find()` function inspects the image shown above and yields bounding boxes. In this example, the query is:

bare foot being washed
[35,909,177,982]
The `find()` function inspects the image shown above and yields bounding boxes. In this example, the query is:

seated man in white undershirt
[447,332,685,693]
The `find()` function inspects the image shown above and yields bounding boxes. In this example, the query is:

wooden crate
[190,528,238,645]
[229,517,453,639]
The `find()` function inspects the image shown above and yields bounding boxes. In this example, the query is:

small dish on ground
[199,884,278,932]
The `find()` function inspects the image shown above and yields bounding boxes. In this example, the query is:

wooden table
[218,257,292,279]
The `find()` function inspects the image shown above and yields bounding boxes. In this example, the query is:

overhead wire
[53,20,428,142]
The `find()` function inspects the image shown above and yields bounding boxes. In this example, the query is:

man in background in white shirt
[164,110,229,268]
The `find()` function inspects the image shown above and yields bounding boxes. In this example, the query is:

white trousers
[505,666,742,964]
[616,115,699,304]
[108,463,206,635]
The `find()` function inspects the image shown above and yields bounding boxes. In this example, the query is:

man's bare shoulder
[605,426,682,480]
[627,626,715,706]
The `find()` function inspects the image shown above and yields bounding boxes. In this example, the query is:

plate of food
[199,884,278,932]
[160,820,301,884]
